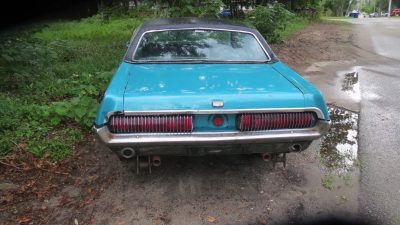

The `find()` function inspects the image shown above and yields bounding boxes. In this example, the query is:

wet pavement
[307,17,400,225]
[320,106,359,175]
[304,63,362,112]
[339,18,400,225]
[341,71,360,101]
[316,67,360,177]
[304,61,362,189]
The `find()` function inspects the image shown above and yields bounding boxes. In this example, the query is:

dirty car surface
[94,18,331,159]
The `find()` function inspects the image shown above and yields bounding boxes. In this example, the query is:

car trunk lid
[123,64,305,110]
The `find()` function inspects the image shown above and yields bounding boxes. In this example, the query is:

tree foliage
[247,3,295,43]
[160,0,223,17]
[361,0,400,13]
[323,0,350,16]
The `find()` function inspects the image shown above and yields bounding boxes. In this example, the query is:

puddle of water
[341,70,361,102]
[304,62,361,112]
[319,106,359,174]
[342,71,358,91]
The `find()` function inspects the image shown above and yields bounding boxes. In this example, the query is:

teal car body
[94,18,330,159]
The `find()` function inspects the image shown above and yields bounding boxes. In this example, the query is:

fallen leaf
[207,216,216,223]
[21,180,36,192]
[21,163,32,171]
[17,217,31,225]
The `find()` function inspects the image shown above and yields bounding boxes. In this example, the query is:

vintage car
[94,18,330,162]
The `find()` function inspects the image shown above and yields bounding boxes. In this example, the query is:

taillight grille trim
[238,112,317,131]
[108,114,193,133]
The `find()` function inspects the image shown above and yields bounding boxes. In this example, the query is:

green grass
[280,17,310,40]
[34,16,141,41]
[0,16,142,159]
[321,16,351,20]
[321,16,355,27]
[322,174,335,190]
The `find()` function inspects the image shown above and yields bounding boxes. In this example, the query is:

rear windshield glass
[133,29,268,62]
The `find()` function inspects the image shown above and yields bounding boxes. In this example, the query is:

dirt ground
[0,22,359,225]
[272,22,353,71]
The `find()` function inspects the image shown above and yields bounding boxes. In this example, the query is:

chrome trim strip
[94,120,331,147]
[105,107,326,121]
[130,28,272,62]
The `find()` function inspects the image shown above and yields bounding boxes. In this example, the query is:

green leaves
[28,128,82,160]
[54,106,68,117]
[158,0,223,17]
[40,91,99,128]
[0,17,125,160]
[68,96,98,127]
[247,3,295,43]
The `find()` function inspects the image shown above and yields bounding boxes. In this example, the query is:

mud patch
[319,106,359,174]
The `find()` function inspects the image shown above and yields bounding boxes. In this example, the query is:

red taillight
[238,112,317,131]
[108,115,193,133]
[212,115,224,127]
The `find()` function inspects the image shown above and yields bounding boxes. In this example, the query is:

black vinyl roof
[139,17,255,32]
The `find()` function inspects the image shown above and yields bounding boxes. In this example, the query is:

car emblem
[212,100,224,108]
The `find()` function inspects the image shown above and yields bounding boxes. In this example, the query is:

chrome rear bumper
[93,120,330,147]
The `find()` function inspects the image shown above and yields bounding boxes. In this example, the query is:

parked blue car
[219,8,232,18]
[94,18,330,161]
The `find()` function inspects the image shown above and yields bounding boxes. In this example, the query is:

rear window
[133,29,269,62]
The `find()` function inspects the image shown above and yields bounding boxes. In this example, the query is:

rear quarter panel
[271,61,330,120]
[95,63,131,126]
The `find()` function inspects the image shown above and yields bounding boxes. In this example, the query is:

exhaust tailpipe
[261,153,272,161]
[289,144,302,152]
[120,147,135,159]
[152,156,161,167]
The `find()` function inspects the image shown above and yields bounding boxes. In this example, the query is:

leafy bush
[129,4,157,18]
[167,0,222,17]
[279,16,309,40]
[0,96,23,156]
[247,3,295,43]
[97,0,130,21]
[0,17,142,160]
[361,4,374,14]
